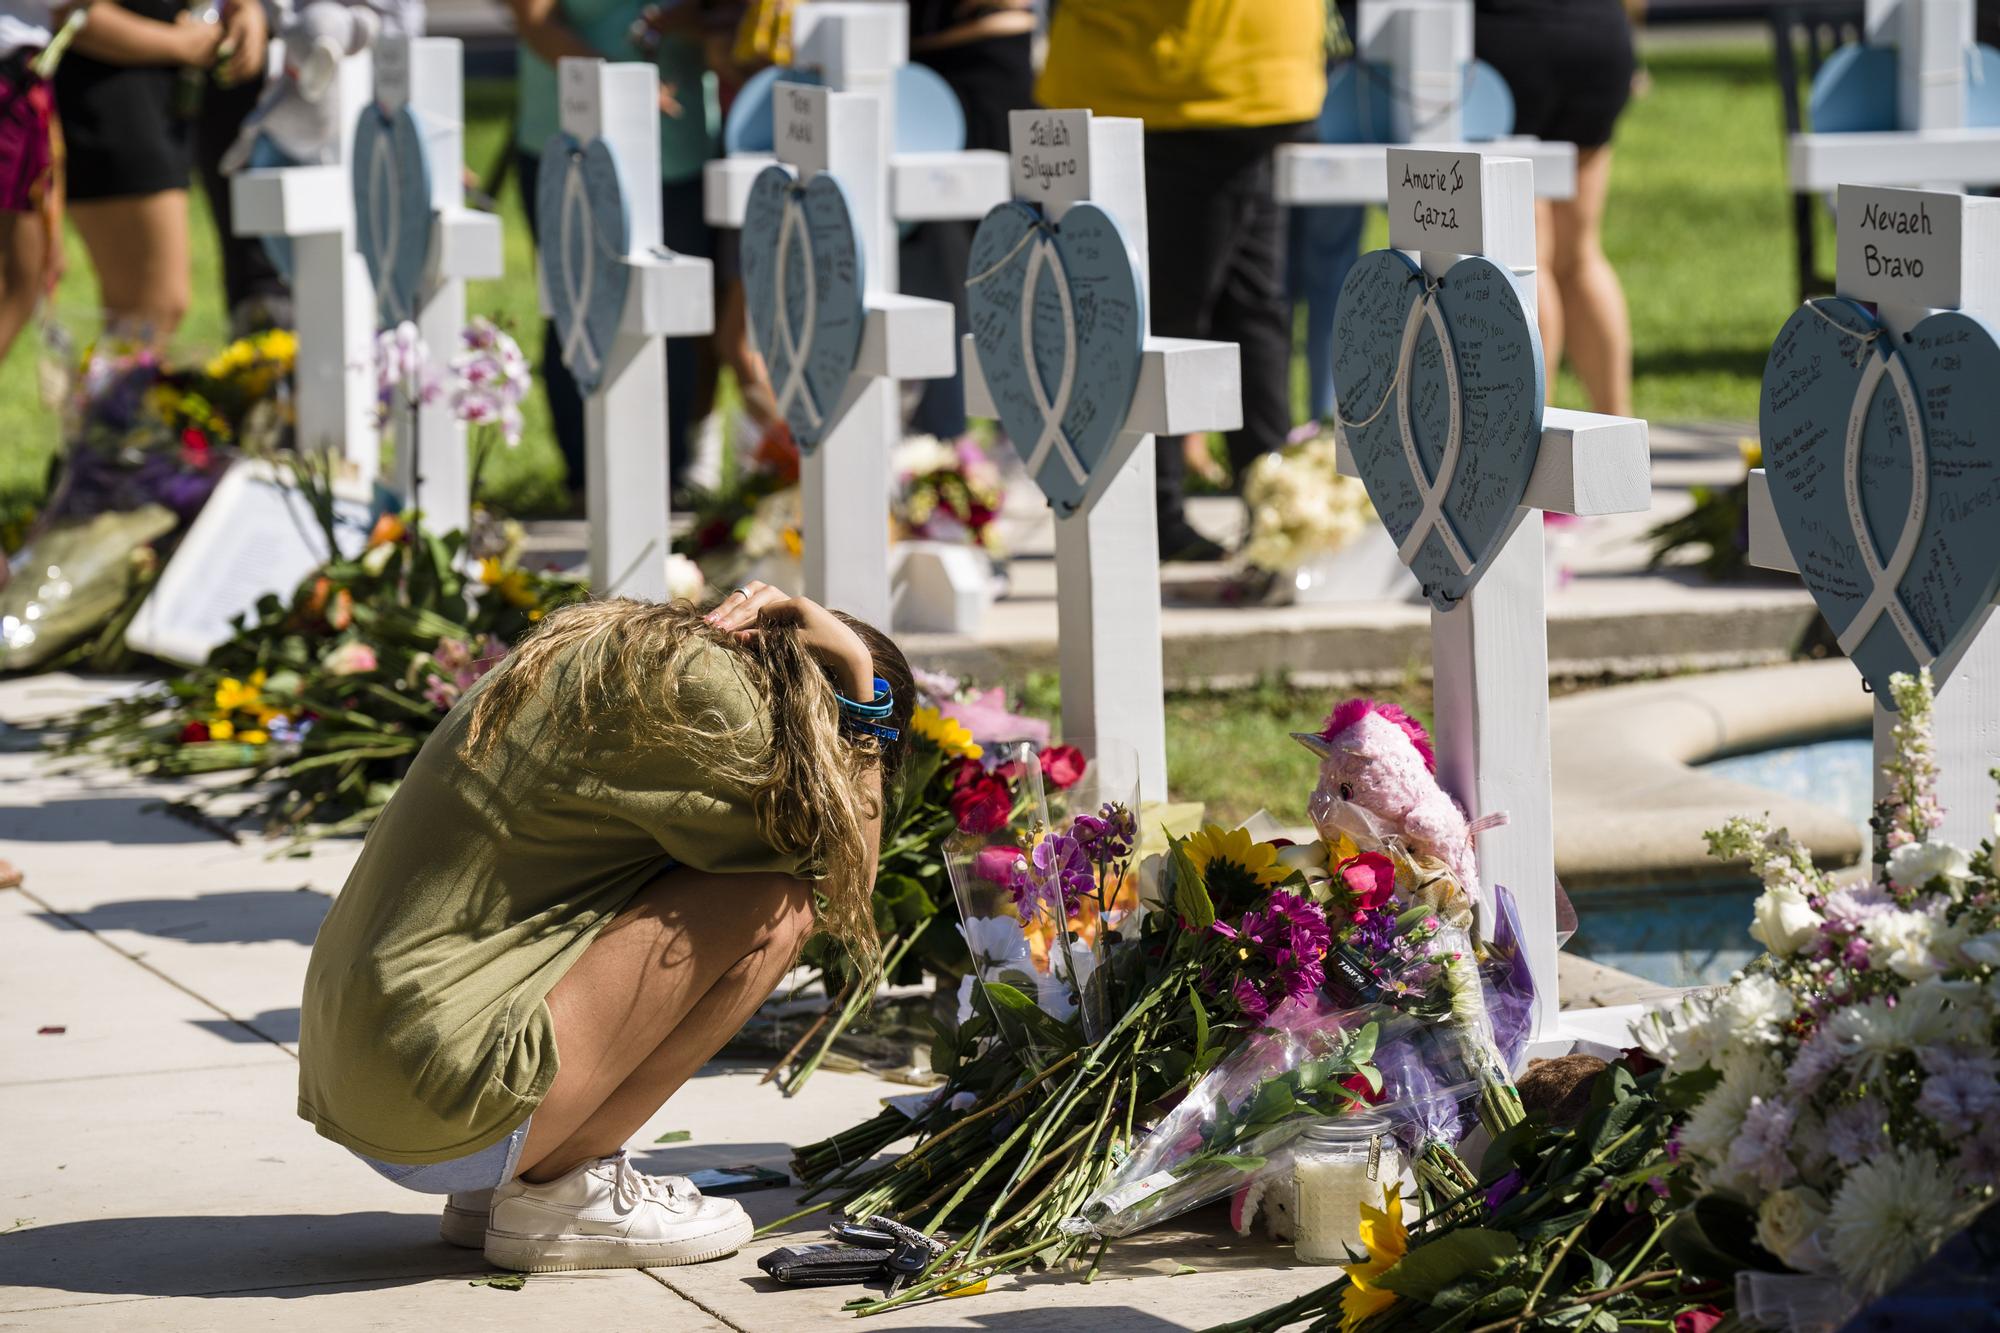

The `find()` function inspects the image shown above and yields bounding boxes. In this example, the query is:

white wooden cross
[962,111,1243,803]
[1791,0,2000,191]
[754,80,956,629]
[361,36,503,535]
[702,1,1010,233]
[1339,149,1652,1045]
[232,52,379,473]
[1275,0,1576,209]
[1748,185,2000,851]
[542,59,715,602]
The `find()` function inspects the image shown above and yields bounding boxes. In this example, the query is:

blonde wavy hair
[464,598,913,976]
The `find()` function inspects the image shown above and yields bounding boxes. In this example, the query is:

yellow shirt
[298,637,807,1163]
[1036,0,1327,131]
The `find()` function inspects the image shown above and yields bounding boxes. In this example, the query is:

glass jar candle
[1291,1115,1400,1265]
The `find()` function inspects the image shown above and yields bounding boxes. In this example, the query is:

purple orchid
[1028,831,1093,920]
[1072,802,1137,864]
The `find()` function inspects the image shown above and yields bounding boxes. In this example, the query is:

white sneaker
[483,1152,754,1272]
[441,1189,492,1248]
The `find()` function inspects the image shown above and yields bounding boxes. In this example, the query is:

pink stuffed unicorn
[1291,699,1498,932]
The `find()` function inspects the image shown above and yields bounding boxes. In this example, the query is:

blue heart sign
[964,201,1146,516]
[1758,298,2000,703]
[1331,248,1546,610]
[740,166,866,452]
[353,101,434,327]
[534,133,632,397]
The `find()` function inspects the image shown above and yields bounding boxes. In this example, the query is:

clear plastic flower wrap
[1069,990,1494,1239]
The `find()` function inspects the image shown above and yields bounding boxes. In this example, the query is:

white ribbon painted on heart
[1392,288,1474,574]
[366,120,405,323]
[1834,345,1930,661]
[1017,236,1089,488]
[557,155,601,383]
[768,194,825,431]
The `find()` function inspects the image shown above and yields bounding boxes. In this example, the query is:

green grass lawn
[3,39,1810,513]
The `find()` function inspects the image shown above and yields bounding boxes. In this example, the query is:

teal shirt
[517,12,718,185]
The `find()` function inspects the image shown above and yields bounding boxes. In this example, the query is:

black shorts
[54,0,192,202]
[1474,0,1637,149]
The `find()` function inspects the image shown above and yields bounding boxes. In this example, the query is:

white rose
[1750,881,1824,957]
[1757,1187,1831,1272]
[1887,840,1971,891]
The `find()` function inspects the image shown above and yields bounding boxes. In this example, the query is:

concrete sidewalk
[0,677,1338,1331]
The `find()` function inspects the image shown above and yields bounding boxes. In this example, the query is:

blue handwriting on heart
[1758,298,2000,703]
[534,134,632,397]
[1332,249,1546,610]
[964,201,1146,516]
[741,166,866,453]
[353,102,434,327]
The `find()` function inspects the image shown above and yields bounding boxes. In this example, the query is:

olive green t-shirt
[298,637,807,1164]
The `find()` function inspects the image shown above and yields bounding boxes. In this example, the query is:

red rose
[951,774,1013,835]
[179,428,211,469]
[179,721,210,743]
[1675,1309,1725,1333]
[1039,744,1087,791]
[1338,1071,1386,1104]
[973,844,1025,887]
[1338,852,1398,911]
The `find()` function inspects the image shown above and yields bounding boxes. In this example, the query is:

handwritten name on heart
[1331,249,1545,610]
[533,133,632,397]
[740,167,866,453]
[964,201,1146,516]
[1759,298,2000,702]
[353,102,434,327]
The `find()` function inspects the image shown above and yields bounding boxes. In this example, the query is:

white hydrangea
[1239,440,1374,573]
[1825,1148,1975,1296]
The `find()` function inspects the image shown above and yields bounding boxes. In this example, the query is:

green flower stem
[845,1233,1070,1316]
[1461,1269,1678,1333]
[1612,1215,1671,1287]
[1518,1190,1606,1320]
[780,920,928,1095]
[751,1198,833,1239]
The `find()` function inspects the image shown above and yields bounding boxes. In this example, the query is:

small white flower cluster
[1642,670,2000,1301]
[1239,436,1374,574]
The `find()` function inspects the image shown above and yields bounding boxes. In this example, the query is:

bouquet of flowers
[892,435,1004,554]
[1,326,297,671]
[58,455,584,838]
[675,423,801,582]
[1239,436,1374,575]
[1635,667,2000,1313]
[785,702,1529,1316]
[1645,438,1762,582]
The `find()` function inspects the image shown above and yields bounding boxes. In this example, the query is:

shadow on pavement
[0,796,228,845]
[0,1212,467,1300]
[37,888,332,946]
[194,1007,302,1044]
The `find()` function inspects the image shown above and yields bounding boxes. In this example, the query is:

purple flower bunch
[1024,831,1094,920]
[451,318,531,446]
[1212,890,1332,1023]
[1072,802,1136,865]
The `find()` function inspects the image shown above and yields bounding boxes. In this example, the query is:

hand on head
[703,582,874,700]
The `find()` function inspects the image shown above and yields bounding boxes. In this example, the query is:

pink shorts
[0,69,54,214]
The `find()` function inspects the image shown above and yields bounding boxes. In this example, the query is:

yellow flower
[212,671,266,715]
[1183,824,1288,901]
[781,525,803,559]
[910,704,982,760]
[1739,438,1762,470]
[1339,1185,1407,1332]
[208,718,235,741]
[479,557,539,610]
[239,729,269,745]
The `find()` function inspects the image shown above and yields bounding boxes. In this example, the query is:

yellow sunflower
[1183,824,1287,907]
[910,705,981,760]
[1339,1185,1407,1332]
